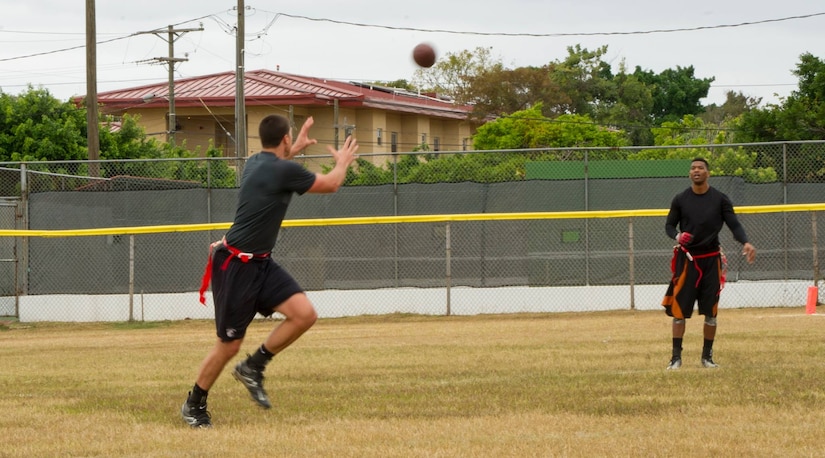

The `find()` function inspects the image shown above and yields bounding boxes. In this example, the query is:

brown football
[412,43,436,68]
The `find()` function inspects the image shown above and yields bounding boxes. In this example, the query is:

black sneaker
[666,356,682,370]
[181,397,212,428]
[702,349,719,368]
[233,360,272,409]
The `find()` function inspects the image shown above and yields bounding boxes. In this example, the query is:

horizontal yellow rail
[2,203,824,237]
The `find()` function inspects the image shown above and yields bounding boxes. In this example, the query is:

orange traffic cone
[806,286,818,315]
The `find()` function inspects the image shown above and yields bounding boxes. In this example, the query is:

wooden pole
[85,0,100,177]
[235,0,247,164]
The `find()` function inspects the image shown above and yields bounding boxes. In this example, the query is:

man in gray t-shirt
[182,114,358,428]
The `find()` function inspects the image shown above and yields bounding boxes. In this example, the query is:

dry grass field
[1,307,824,457]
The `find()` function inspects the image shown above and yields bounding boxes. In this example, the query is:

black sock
[188,383,208,404]
[247,344,275,370]
[703,339,714,359]
[672,338,683,358]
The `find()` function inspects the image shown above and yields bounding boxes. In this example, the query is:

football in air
[412,43,437,68]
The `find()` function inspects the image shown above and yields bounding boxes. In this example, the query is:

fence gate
[0,197,20,317]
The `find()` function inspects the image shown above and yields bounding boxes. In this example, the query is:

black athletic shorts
[211,247,303,342]
[662,250,722,319]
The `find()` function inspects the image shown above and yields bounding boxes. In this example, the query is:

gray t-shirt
[224,152,316,254]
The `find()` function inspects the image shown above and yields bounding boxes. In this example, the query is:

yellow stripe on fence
[2,203,825,237]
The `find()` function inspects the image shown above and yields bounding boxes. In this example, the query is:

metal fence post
[584,150,591,285]
[813,212,820,288]
[445,223,451,316]
[206,158,212,223]
[783,144,790,280]
[129,234,135,322]
[19,164,28,297]
[393,154,399,288]
[628,217,635,310]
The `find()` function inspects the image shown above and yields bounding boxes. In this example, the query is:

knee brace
[673,318,685,325]
[704,316,717,326]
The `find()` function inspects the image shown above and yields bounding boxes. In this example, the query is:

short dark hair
[692,157,709,169]
[259,114,291,148]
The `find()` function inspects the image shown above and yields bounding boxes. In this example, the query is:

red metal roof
[84,70,471,120]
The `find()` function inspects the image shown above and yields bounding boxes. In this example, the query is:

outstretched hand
[327,135,359,168]
[292,116,318,154]
[742,242,756,264]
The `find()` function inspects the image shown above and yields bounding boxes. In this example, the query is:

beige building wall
[247,106,318,156]
[129,107,168,142]
[355,110,390,159]
[125,106,237,157]
[176,106,234,155]
[117,103,473,164]
[397,115,430,151]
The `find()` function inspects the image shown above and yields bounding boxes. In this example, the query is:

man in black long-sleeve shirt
[662,158,756,370]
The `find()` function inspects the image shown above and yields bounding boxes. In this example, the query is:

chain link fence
[1,141,824,321]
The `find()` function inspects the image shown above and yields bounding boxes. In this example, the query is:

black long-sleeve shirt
[665,186,749,255]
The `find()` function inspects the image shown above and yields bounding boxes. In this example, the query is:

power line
[4,10,823,63]
[0,35,133,62]
[0,29,122,36]
[0,12,224,63]
[270,11,825,37]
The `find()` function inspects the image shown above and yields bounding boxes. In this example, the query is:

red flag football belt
[671,246,721,289]
[198,237,270,305]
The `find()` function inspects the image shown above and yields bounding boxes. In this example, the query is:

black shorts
[210,247,303,342]
[662,250,722,319]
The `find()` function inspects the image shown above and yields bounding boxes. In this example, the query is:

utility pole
[235,0,247,166]
[136,24,203,147]
[85,0,99,177]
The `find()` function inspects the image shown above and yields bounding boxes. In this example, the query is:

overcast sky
[1,1,823,107]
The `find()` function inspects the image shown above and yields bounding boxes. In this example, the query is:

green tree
[733,53,825,182]
[701,90,761,125]
[343,158,393,185]
[632,65,714,124]
[0,86,87,162]
[593,62,655,145]
[411,46,500,103]
[463,65,563,119]
[336,102,632,185]
[648,115,724,146]
[0,87,235,188]
[472,104,629,150]
[736,52,825,142]
[629,114,776,182]
[545,45,615,118]
[98,114,162,161]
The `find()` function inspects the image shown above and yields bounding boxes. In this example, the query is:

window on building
[391,132,398,152]
[377,128,383,146]
[433,137,440,151]
[462,138,468,151]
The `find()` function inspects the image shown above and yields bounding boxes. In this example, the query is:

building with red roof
[83,69,477,161]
